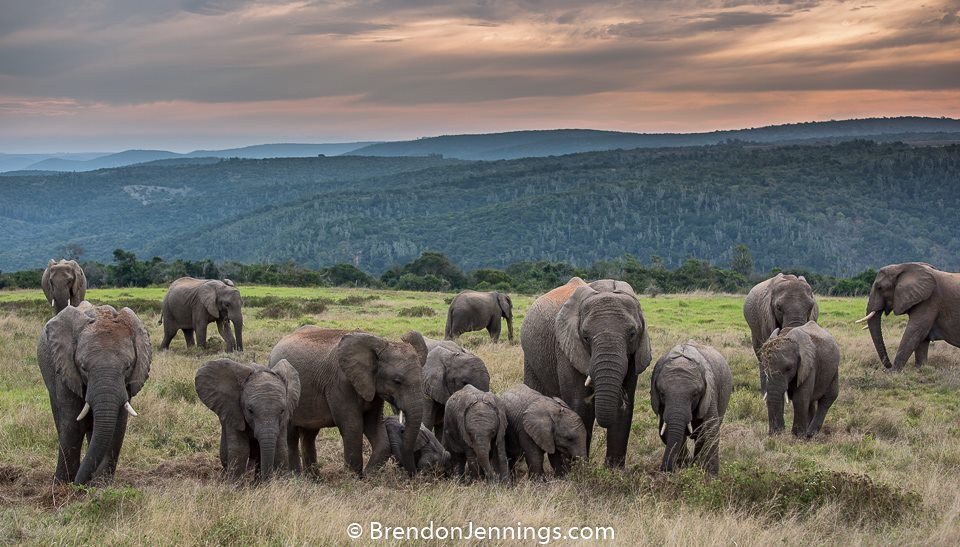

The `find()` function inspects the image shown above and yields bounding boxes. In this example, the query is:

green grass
[0,286,954,544]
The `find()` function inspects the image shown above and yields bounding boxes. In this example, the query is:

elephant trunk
[52,287,71,313]
[661,421,688,472]
[74,390,124,485]
[766,389,787,435]
[232,318,244,353]
[590,335,629,429]
[258,436,277,481]
[399,398,423,476]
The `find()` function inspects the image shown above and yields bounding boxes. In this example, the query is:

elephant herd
[34,261,960,486]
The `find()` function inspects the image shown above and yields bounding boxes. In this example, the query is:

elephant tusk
[51,299,55,307]
[855,311,877,324]
[785,393,791,404]
[76,402,91,421]
[398,411,405,425]
[687,423,694,436]
[124,402,138,417]
[862,325,869,330]
[763,392,768,402]
[660,423,667,436]
[584,376,592,388]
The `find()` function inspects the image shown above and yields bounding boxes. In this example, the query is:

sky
[1,0,958,153]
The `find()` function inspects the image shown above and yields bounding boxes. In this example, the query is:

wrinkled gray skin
[760,322,840,437]
[445,290,514,342]
[422,340,490,439]
[37,303,151,485]
[268,327,427,476]
[195,358,300,482]
[501,384,587,480]
[442,385,510,483]
[651,341,732,475]
[522,277,651,468]
[863,262,960,371]
[744,273,819,392]
[160,277,244,352]
[383,415,450,474]
[42,259,87,314]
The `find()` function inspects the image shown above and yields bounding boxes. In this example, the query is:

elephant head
[196,358,300,481]
[200,280,244,352]
[767,274,818,331]
[423,341,490,406]
[42,259,86,313]
[524,397,588,462]
[38,305,151,484]
[335,330,427,475]
[759,328,815,434]
[384,416,450,474]
[496,292,514,342]
[861,263,936,368]
[556,280,651,428]
[650,343,717,471]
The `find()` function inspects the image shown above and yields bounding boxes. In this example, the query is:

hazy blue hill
[186,142,378,159]
[351,117,960,160]
[0,152,105,173]
[27,150,183,171]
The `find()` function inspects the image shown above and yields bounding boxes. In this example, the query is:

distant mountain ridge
[5,117,960,172]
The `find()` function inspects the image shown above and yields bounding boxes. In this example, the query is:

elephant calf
[650,341,732,475]
[761,322,840,437]
[501,384,587,480]
[442,385,510,483]
[422,340,490,439]
[160,277,244,352]
[196,358,301,482]
[383,416,450,475]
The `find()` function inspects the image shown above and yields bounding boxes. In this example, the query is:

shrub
[398,305,436,318]
[338,294,379,306]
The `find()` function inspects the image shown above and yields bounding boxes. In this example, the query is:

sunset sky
[1,0,958,152]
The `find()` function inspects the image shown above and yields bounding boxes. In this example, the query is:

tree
[731,244,754,277]
[60,242,85,261]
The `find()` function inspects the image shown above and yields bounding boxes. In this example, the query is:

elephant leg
[362,410,390,475]
[807,379,839,438]
[54,419,86,484]
[892,314,935,371]
[247,438,261,476]
[791,395,811,437]
[217,319,236,353]
[286,426,302,473]
[914,340,930,368]
[194,316,209,348]
[183,329,196,348]
[448,451,466,480]
[604,373,638,468]
[558,366,595,457]
[339,423,365,476]
[519,435,545,479]
[693,422,720,476]
[223,429,250,481]
[548,452,569,478]
[160,325,176,350]
[300,428,320,470]
[488,320,501,343]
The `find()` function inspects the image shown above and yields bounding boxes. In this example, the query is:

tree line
[0,247,877,296]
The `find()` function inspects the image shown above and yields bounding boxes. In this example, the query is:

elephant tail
[444,305,454,340]
[157,315,163,326]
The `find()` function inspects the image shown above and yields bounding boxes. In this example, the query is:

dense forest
[1,140,958,275]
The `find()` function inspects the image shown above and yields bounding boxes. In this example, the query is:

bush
[398,305,436,318]
[338,294,379,306]
[259,300,304,319]
[394,273,450,292]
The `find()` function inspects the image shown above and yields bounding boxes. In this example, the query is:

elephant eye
[393,376,403,384]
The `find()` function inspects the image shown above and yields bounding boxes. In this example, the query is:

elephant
[422,340,490,439]
[445,290,514,342]
[160,277,244,353]
[857,262,960,371]
[195,358,301,482]
[42,259,87,314]
[268,327,428,476]
[383,415,450,474]
[760,321,840,437]
[37,303,151,485]
[522,277,651,468]
[650,341,732,475]
[501,384,587,479]
[442,385,510,483]
[743,273,819,392]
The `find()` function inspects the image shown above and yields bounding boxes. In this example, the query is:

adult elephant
[160,277,244,352]
[522,277,651,468]
[269,327,428,476]
[37,303,151,485]
[42,259,87,314]
[743,273,818,392]
[857,262,960,371]
[445,290,513,342]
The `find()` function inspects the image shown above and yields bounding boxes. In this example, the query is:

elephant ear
[523,401,556,454]
[695,351,717,420]
[119,308,152,397]
[792,329,817,386]
[41,261,54,301]
[198,282,220,318]
[336,332,387,402]
[556,285,597,375]
[39,306,95,399]
[649,351,670,416]
[497,293,512,317]
[68,260,86,306]
[893,265,935,315]
[635,315,652,375]
[271,358,301,414]
[195,359,255,431]
[423,348,449,404]
[401,330,428,367]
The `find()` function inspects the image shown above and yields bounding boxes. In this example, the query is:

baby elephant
[196,358,301,481]
[761,321,840,437]
[501,384,587,480]
[442,385,510,483]
[422,340,490,438]
[650,341,732,475]
[383,416,450,474]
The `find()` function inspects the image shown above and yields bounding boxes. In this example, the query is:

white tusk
[76,402,91,421]
[763,392,768,402]
[584,376,592,388]
[398,411,404,424]
[687,423,694,436]
[785,393,791,404]
[51,299,55,307]
[660,423,666,436]
[855,311,876,324]
[862,325,869,330]
[124,402,138,417]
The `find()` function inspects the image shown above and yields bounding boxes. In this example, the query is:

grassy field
[1,286,958,545]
